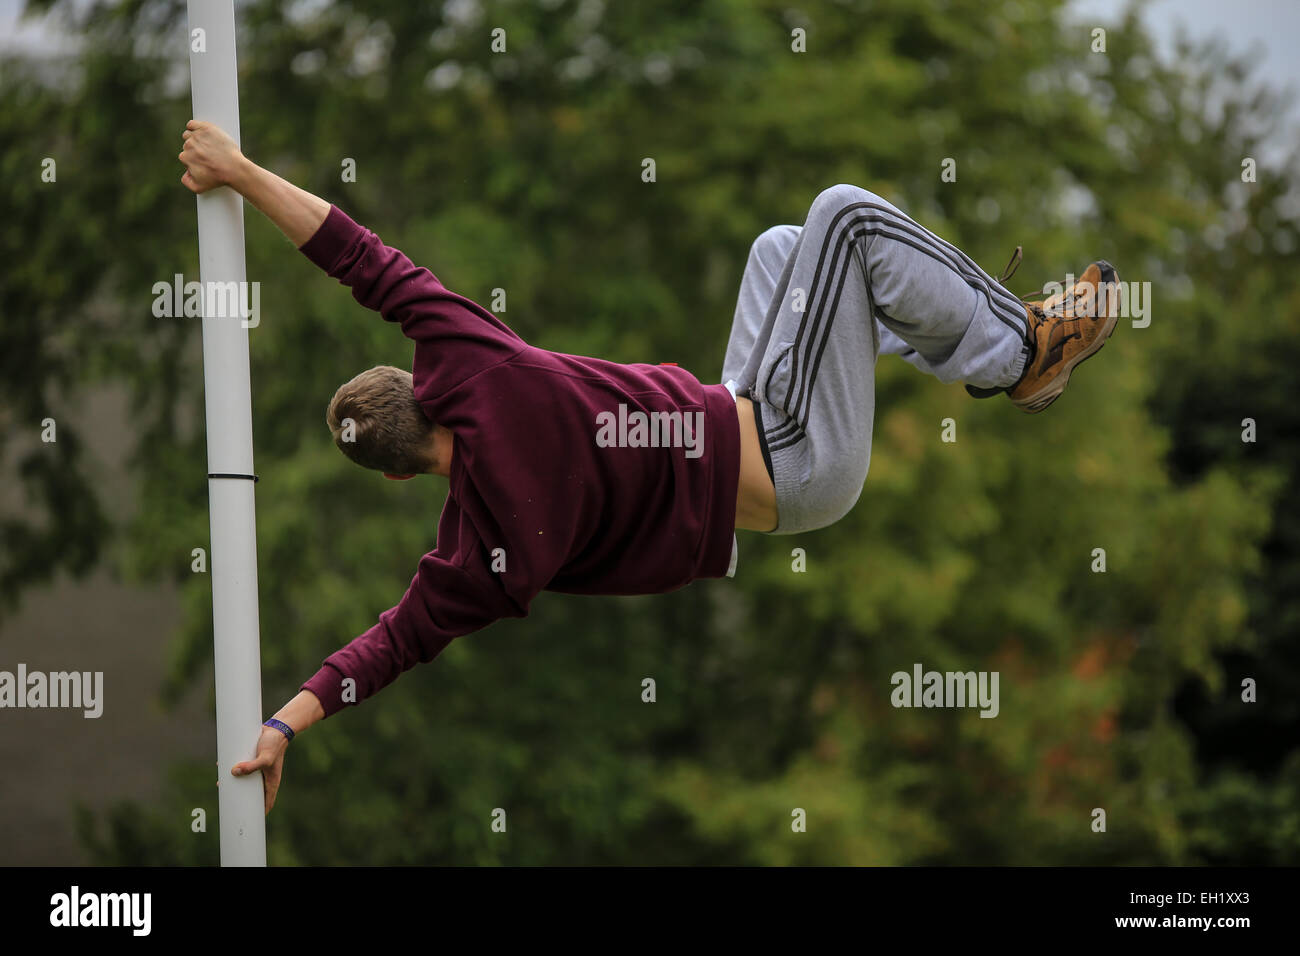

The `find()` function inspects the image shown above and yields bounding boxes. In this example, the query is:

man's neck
[428,426,455,478]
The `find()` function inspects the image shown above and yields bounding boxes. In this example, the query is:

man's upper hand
[178,125,331,246]
[179,119,246,194]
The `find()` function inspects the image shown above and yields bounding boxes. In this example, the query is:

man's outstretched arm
[179,119,328,246]
[178,119,526,410]
[229,688,325,816]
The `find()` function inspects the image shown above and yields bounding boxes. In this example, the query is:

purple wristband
[263,717,295,742]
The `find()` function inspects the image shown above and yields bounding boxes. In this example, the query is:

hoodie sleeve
[300,495,524,718]
[298,204,525,404]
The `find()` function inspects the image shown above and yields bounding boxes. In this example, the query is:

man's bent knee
[750,223,800,263]
[810,183,886,220]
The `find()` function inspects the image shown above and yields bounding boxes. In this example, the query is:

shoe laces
[997,246,1023,284]
[998,245,1069,323]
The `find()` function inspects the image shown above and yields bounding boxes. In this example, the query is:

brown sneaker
[1007,260,1121,413]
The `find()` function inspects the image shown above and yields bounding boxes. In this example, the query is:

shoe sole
[1013,260,1120,413]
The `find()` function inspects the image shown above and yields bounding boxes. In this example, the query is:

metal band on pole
[187,0,267,867]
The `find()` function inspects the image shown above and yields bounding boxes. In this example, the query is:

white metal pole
[186,0,266,867]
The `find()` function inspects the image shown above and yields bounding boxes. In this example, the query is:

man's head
[326,366,449,477]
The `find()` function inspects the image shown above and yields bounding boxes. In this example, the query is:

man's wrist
[263,717,296,743]
[271,689,325,737]
[226,154,257,195]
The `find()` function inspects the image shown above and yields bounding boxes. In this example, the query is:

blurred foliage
[3,0,1297,863]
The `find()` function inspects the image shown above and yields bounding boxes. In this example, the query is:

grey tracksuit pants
[721,184,1032,534]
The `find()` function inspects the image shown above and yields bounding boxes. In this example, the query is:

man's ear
[383,473,416,480]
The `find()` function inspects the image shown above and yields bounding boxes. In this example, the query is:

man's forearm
[273,689,326,735]
[229,158,331,248]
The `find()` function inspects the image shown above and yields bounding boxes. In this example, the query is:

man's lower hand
[231,725,290,815]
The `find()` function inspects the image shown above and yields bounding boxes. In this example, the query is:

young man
[178,120,1119,813]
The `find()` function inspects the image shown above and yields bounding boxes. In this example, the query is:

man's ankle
[1003,342,1033,389]
[964,342,1035,399]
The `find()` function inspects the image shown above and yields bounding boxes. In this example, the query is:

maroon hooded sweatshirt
[297,206,739,717]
